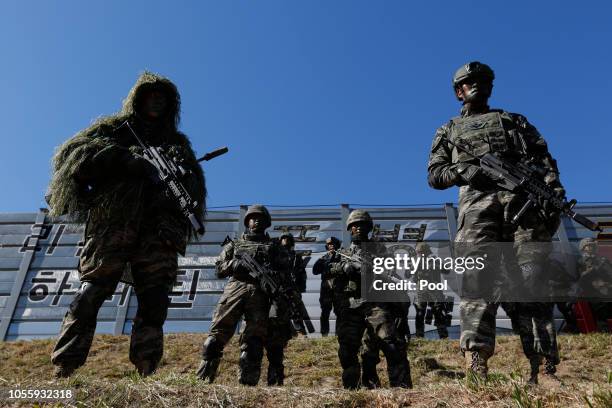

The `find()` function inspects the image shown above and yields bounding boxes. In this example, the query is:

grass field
[0,333,610,407]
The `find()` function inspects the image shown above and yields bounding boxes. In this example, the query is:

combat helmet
[244,204,271,229]
[280,232,295,246]
[579,237,597,252]
[452,61,495,89]
[346,209,373,231]
[325,237,341,248]
[415,242,432,256]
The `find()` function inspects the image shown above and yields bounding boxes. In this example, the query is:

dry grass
[0,333,610,407]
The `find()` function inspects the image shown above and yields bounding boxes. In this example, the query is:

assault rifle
[442,136,601,232]
[121,121,228,235]
[225,237,315,334]
[336,249,406,308]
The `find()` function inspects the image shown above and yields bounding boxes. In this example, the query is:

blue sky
[1,1,611,212]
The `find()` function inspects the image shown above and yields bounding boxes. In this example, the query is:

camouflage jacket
[427,109,562,192]
[215,233,291,285]
[313,251,342,291]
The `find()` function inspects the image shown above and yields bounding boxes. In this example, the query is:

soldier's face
[281,238,294,249]
[350,222,371,240]
[247,215,266,233]
[141,90,168,119]
[326,243,337,252]
[583,244,597,256]
[455,76,492,104]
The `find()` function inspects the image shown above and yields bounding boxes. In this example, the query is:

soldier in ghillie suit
[47,72,206,377]
[411,242,451,339]
[197,205,289,386]
[330,210,412,389]
[427,62,565,383]
[578,238,612,332]
[264,232,307,385]
[312,236,341,336]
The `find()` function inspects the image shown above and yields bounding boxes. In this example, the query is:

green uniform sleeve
[427,123,463,189]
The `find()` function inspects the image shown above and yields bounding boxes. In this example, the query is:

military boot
[389,360,413,389]
[528,357,541,385]
[196,358,221,383]
[544,358,556,375]
[267,364,285,386]
[466,351,488,379]
[134,360,157,377]
[361,357,381,389]
[54,363,77,378]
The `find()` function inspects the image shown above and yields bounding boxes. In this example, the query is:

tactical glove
[457,163,498,191]
[230,257,256,280]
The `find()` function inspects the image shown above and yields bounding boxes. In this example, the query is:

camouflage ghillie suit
[330,210,412,389]
[264,233,307,385]
[48,72,205,377]
[428,62,564,380]
[312,237,342,336]
[197,205,290,386]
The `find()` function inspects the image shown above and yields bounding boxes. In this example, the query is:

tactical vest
[232,235,292,280]
[449,111,526,163]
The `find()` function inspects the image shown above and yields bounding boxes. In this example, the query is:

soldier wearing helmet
[197,204,290,385]
[313,236,342,336]
[427,61,565,383]
[329,210,412,389]
[263,232,308,385]
[411,242,451,339]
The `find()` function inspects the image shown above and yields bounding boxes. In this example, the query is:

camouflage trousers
[202,278,270,385]
[414,301,449,339]
[51,223,178,371]
[319,286,334,336]
[456,188,553,358]
[502,302,559,364]
[361,306,411,388]
[264,311,294,385]
[335,303,367,389]
[335,303,410,389]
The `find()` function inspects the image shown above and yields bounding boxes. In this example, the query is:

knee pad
[136,286,170,327]
[338,344,359,368]
[71,282,113,321]
[381,339,406,365]
[266,344,284,366]
[202,336,224,360]
[240,336,264,363]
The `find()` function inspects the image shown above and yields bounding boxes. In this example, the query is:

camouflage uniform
[411,243,451,339]
[312,237,342,336]
[264,233,307,385]
[330,210,412,389]
[578,238,612,332]
[48,73,205,377]
[428,62,564,379]
[197,205,290,386]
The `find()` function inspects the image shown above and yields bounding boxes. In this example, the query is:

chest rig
[449,111,526,163]
[233,237,275,267]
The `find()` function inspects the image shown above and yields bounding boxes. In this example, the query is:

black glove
[230,257,252,279]
[91,145,158,181]
[458,164,498,191]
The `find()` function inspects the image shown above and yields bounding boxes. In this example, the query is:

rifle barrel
[197,146,229,162]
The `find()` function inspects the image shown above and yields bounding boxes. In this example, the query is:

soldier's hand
[343,261,360,274]
[229,258,250,278]
[458,164,497,191]
[125,153,159,182]
[328,262,345,277]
